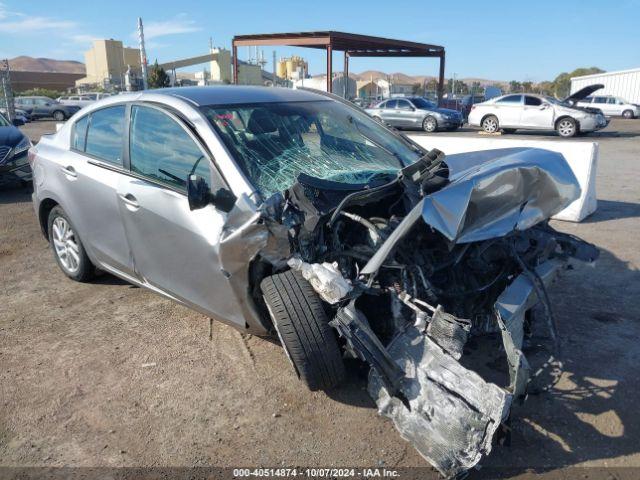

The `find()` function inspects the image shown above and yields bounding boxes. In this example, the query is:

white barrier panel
[407,135,598,222]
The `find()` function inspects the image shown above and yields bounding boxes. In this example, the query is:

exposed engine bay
[227,147,598,477]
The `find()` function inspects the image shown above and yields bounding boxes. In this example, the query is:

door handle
[118,193,140,210]
[61,165,77,178]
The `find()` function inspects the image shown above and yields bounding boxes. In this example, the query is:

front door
[395,99,417,127]
[520,96,554,129]
[117,104,242,326]
[380,99,399,126]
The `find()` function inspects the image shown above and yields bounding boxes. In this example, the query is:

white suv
[577,95,639,119]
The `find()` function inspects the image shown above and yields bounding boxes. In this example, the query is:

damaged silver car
[30,86,598,477]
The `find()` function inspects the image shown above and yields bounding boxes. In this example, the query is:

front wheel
[261,270,346,391]
[481,115,499,133]
[557,117,577,137]
[422,116,437,132]
[48,206,95,282]
[52,110,65,121]
[622,110,634,119]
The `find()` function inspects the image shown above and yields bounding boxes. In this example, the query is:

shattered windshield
[201,100,421,197]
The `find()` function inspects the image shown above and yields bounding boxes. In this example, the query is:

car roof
[148,86,328,106]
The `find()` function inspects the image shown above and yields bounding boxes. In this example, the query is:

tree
[551,67,604,98]
[148,60,169,89]
[522,81,533,92]
[508,80,522,93]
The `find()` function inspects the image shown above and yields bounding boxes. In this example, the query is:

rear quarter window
[71,115,89,151]
[84,105,125,165]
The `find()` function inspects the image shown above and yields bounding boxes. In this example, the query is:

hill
[8,56,85,74]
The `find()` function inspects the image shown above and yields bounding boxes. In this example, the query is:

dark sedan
[14,96,80,121]
[0,113,32,182]
[366,96,463,132]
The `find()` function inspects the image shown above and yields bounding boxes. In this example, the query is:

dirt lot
[1,119,639,478]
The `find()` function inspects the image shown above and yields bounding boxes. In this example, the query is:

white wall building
[571,68,640,104]
[293,75,357,98]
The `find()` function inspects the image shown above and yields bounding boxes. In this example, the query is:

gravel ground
[1,118,639,478]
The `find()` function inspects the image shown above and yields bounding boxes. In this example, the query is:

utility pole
[137,17,148,90]
[1,59,15,122]
[272,50,277,87]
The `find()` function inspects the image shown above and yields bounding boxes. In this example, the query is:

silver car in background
[468,87,609,137]
[29,86,598,478]
[365,96,463,132]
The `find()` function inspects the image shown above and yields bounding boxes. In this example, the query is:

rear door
[63,105,137,278]
[520,95,554,128]
[117,103,240,324]
[493,95,523,127]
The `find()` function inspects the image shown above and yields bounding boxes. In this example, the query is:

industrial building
[76,39,142,90]
[571,67,640,104]
[277,55,308,81]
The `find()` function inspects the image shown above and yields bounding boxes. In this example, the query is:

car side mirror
[187,175,236,213]
[540,103,550,109]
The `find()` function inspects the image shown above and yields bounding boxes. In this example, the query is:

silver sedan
[365,96,463,132]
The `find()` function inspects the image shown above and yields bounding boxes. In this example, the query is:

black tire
[422,116,437,132]
[47,206,95,282]
[481,115,499,133]
[261,270,346,391]
[622,110,634,119]
[556,117,577,137]
[502,128,517,134]
[52,110,65,121]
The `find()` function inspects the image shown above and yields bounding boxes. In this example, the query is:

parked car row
[15,96,81,121]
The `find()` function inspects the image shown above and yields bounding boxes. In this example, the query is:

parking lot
[1,118,639,477]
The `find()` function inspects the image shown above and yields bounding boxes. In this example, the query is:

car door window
[594,97,607,104]
[385,100,398,109]
[524,96,542,106]
[397,99,412,110]
[85,105,125,165]
[607,98,617,104]
[496,95,522,104]
[129,105,211,191]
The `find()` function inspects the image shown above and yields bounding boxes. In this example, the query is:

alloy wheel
[558,119,575,137]
[52,217,80,274]
[483,117,498,133]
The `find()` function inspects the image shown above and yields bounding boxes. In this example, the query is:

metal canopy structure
[232,31,446,100]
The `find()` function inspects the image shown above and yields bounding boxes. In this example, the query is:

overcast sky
[1,0,639,81]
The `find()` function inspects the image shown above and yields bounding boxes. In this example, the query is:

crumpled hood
[422,147,580,243]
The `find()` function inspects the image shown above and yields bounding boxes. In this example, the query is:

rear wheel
[48,206,95,282]
[52,110,65,121]
[422,116,437,132]
[261,270,345,391]
[622,110,634,119]
[481,115,499,133]
[557,117,577,137]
